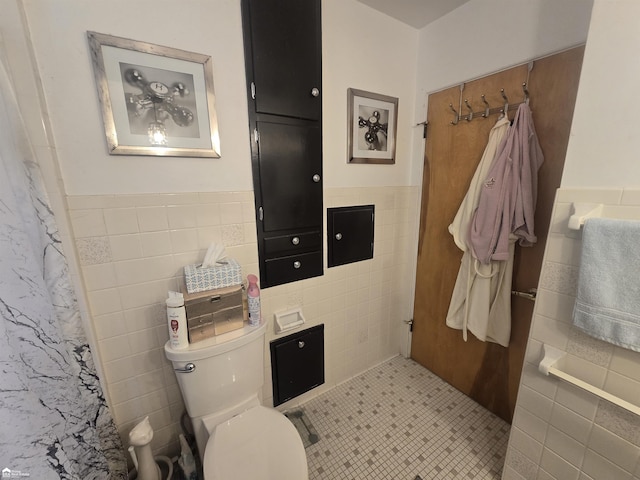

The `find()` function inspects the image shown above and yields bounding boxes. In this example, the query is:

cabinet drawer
[184,285,242,319]
[264,251,322,286]
[187,305,244,343]
[264,231,321,256]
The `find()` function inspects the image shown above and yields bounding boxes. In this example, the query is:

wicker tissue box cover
[184,259,242,293]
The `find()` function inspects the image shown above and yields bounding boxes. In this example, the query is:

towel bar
[538,344,640,416]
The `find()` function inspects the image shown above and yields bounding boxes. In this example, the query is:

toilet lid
[204,406,308,480]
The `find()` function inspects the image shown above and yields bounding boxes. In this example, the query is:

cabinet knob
[335,233,343,240]
[291,236,300,245]
[298,341,305,348]
[312,174,321,183]
[293,261,301,269]
[311,87,320,97]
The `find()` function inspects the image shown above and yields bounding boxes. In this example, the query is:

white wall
[22,0,253,195]
[21,0,418,195]
[410,0,594,186]
[561,0,640,188]
[322,0,418,187]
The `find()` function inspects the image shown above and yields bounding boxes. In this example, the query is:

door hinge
[254,128,260,143]
[250,81,256,100]
[258,206,263,221]
[404,318,414,332]
[422,121,428,139]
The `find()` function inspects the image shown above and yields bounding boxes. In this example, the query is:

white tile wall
[503,188,640,480]
[67,187,419,456]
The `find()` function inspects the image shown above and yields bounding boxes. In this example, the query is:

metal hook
[500,88,509,114]
[464,99,473,121]
[449,103,459,125]
[522,82,530,104]
[481,95,490,118]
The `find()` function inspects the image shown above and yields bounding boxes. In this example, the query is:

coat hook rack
[449,88,531,125]
[447,61,535,126]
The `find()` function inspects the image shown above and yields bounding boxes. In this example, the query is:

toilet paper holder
[274,307,305,333]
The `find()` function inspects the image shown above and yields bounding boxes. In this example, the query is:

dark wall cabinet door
[257,121,322,232]
[242,0,323,288]
[270,325,324,406]
[246,0,322,121]
[328,205,375,267]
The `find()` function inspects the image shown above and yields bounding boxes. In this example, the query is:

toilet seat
[204,406,308,480]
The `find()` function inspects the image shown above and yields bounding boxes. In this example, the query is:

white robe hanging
[446,238,515,347]
[446,116,512,346]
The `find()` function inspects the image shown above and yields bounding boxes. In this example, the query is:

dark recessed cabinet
[327,205,375,267]
[241,0,323,288]
[270,325,325,406]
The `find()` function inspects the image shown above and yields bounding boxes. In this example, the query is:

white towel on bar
[572,217,640,352]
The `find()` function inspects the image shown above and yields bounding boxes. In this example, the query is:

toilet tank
[165,322,266,418]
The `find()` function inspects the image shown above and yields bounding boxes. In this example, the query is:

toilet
[164,322,308,480]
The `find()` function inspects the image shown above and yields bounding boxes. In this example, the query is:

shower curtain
[0,60,127,478]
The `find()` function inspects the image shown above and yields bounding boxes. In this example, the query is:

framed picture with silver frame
[87,31,221,157]
[347,88,398,164]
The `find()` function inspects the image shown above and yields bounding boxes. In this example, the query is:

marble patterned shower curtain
[0,60,127,478]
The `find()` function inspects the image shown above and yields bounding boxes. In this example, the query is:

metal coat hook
[464,99,473,121]
[449,103,459,125]
[522,82,530,104]
[500,88,509,114]
[481,95,490,117]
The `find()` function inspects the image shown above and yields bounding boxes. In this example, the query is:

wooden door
[411,47,584,422]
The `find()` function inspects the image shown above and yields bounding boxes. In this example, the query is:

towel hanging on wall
[572,217,640,352]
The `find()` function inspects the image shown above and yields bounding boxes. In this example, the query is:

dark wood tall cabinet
[241,0,324,288]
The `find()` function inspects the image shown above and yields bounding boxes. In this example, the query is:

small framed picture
[87,31,221,157]
[347,88,398,164]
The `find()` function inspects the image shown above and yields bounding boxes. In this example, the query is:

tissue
[202,243,227,267]
[184,243,242,293]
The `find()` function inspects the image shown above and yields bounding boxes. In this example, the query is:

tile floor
[296,356,510,479]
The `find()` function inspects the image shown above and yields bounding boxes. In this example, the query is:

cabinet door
[257,120,322,232]
[247,0,321,120]
[270,325,324,406]
[328,205,375,267]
